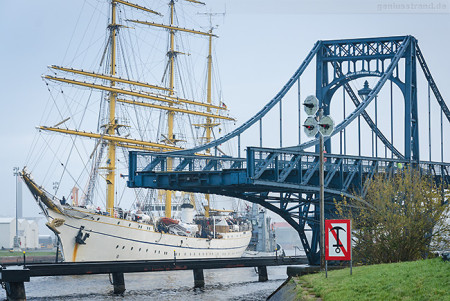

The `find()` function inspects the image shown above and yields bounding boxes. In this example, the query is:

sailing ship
[21,0,251,262]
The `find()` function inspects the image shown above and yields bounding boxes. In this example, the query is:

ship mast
[164,0,177,218]
[41,0,232,217]
[106,0,118,215]
[197,10,225,217]
[204,31,213,217]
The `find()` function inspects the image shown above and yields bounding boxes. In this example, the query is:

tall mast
[206,32,213,148]
[106,1,118,215]
[204,32,213,217]
[124,1,222,218]
[165,0,176,218]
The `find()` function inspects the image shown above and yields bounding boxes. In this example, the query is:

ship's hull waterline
[47,208,252,262]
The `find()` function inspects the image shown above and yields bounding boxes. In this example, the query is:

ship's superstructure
[21,0,250,262]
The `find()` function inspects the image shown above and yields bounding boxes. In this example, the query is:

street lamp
[358,81,373,156]
[358,80,372,100]
[13,167,20,251]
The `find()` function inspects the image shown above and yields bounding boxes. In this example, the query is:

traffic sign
[318,115,335,136]
[325,219,351,261]
[303,117,318,137]
[303,95,319,116]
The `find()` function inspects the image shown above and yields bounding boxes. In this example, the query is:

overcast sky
[1,0,449,221]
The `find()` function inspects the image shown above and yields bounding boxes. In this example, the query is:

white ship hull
[47,207,251,262]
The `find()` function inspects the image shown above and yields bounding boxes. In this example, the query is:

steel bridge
[127,36,450,265]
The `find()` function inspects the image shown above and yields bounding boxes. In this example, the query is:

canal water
[16,265,300,301]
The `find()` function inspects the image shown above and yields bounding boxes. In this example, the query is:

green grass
[296,258,450,301]
[0,250,55,257]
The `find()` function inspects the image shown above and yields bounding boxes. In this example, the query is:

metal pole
[259,119,263,160]
[428,83,431,162]
[13,167,20,251]
[298,78,301,145]
[238,134,241,158]
[15,170,18,245]
[372,130,374,157]
[350,220,353,276]
[441,109,443,163]
[375,96,378,157]
[55,237,60,263]
[343,88,346,155]
[340,88,343,155]
[319,135,325,271]
[280,100,283,148]
[259,119,262,148]
[358,115,361,156]
[390,81,394,158]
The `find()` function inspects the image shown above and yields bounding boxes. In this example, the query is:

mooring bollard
[193,268,205,288]
[111,272,125,295]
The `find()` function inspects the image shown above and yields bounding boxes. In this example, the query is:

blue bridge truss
[127,36,450,265]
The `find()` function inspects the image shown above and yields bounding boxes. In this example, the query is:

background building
[0,218,15,249]
[0,218,39,249]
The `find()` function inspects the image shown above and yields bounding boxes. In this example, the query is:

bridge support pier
[257,266,268,282]
[4,282,26,301]
[1,266,30,301]
[112,272,126,294]
[193,268,205,288]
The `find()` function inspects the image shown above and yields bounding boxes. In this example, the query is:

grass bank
[296,258,449,300]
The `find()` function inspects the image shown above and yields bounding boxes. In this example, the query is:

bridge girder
[128,149,450,264]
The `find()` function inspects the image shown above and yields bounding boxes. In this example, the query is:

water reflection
[22,266,293,301]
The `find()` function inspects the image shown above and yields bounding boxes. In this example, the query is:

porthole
[122,246,125,249]
[129,223,131,227]
[131,247,134,250]
[139,248,141,251]
[97,218,100,221]
[117,222,120,225]
[116,245,119,249]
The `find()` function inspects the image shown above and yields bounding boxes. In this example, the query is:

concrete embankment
[267,277,298,301]
[268,265,345,301]
[1,255,56,265]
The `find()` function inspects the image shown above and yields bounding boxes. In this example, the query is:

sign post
[302,95,334,272]
[325,219,352,277]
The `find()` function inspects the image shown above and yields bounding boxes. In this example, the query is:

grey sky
[1,0,449,219]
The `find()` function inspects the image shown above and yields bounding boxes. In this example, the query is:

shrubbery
[335,167,449,264]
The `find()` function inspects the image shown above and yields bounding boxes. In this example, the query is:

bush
[335,167,449,264]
